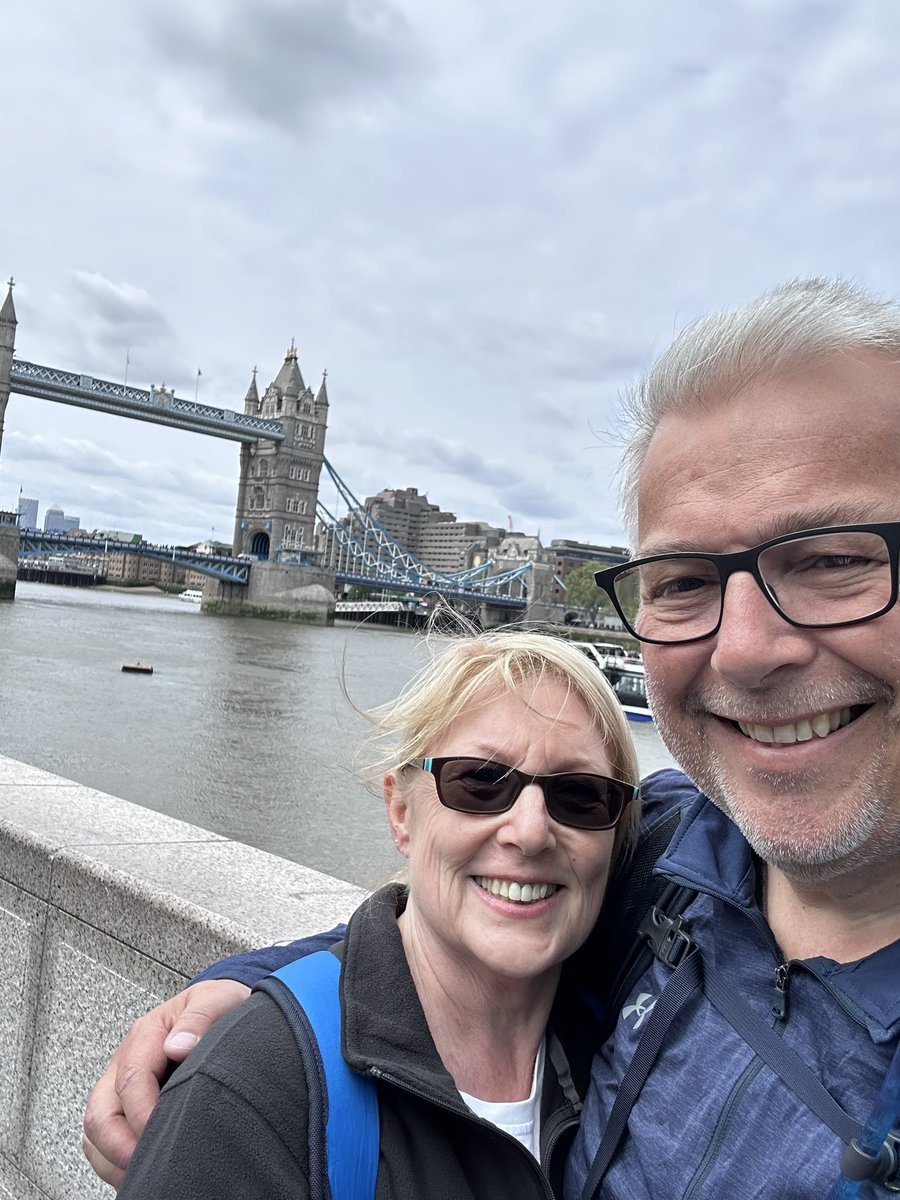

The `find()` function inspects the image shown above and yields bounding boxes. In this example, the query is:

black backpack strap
[702,959,859,1143]
[579,949,867,1200]
[591,809,696,1025]
[579,950,704,1200]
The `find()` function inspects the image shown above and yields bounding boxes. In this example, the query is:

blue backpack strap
[259,951,380,1200]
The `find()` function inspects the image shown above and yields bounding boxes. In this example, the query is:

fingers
[162,980,252,1061]
[82,1028,169,1180]
[81,1121,126,1191]
[82,979,253,1185]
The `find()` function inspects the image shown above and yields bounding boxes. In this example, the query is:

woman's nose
[495,783,556,855]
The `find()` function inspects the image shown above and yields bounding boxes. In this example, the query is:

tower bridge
[0,279,543,621]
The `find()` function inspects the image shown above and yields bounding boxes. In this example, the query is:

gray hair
[618,277,900,543]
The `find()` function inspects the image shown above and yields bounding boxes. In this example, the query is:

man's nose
[709,571,816,687]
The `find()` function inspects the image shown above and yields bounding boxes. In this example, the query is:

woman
[117,629,640,1200]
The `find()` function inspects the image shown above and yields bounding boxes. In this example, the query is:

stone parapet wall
[0,754,366,1199]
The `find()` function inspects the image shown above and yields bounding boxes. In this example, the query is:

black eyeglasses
[594,522,900,647]
[412,756,638,831]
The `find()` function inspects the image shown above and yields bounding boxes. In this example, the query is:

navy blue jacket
[566,771,900,1200]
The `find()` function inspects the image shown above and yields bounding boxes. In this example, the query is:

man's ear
[384,773,410,857]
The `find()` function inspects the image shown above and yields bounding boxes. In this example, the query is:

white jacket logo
[622,992,656,1030]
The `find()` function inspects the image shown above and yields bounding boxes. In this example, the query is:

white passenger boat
[574,643,653,722]
[178,589,203,603]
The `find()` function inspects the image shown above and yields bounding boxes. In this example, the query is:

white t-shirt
[458,1039,545,1160]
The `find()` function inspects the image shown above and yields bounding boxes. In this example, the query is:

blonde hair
[364,625,641,861]
[618,277,900,542]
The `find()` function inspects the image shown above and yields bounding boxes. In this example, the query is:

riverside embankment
[0,751,366,1200]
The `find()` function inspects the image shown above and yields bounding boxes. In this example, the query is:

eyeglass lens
[612,530,892,644]
[431,758,629,830]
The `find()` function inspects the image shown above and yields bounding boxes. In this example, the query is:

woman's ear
[384,773,411,857]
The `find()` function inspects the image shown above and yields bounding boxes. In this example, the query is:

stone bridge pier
[202,560,336,623]
[0,515,19,600]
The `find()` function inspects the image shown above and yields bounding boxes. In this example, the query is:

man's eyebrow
[634,503,886,558]
[749,504,886,544]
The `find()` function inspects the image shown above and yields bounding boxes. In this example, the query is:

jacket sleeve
[118,994,313,1200]
[190,924,347,985]
[638,767,702,826]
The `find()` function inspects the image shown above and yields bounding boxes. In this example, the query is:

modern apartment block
[548,538,630,608]
[365,487,506,573]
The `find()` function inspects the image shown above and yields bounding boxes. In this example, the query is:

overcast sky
[1,0,898,548]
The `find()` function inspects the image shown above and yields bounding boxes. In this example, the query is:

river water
[0,583,675,890]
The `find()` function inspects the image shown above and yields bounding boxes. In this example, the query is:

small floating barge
[121,662,154,675]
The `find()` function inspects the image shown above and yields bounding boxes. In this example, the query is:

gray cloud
[4,0,900,552]
[150,0,416,134]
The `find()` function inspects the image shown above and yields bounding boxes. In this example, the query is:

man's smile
[729,704,870,744]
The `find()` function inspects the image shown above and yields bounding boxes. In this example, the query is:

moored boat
[574,643,652,722]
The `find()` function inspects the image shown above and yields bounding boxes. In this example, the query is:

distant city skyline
[16,492,137,540]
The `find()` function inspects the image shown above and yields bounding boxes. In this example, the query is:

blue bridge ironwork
[9,359,285,443]
[317,459,530,609]
[19,532,251,583]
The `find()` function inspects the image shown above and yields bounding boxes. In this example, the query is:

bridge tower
[232,343,328,561]
[0,279,17,459]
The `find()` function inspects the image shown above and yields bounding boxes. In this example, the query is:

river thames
[0,582,675,890]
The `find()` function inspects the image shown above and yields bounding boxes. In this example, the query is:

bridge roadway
[19,534,529,605]
[334,570,526,608]
[20,531,251,584]
[9,358,285,443]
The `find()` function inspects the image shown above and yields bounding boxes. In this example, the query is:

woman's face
[385,677,617,988]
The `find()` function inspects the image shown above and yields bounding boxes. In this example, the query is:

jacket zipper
[772,961,790,1021]
[370,1066,561,1199]
[662,870,878,1035]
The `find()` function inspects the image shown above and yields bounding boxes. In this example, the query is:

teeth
[737,707,859,744]
[475,877,558,903]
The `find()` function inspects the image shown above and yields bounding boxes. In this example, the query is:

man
[83,278,900,1197]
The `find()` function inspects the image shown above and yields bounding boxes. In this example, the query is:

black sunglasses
[412,756,638,831]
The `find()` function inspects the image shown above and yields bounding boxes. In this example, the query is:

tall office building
[17,496,38,530]
[43,504,66,532]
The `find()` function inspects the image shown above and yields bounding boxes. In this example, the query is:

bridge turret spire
[244,366,260,415]
[0,278,17,327]
[315,369,329,408]
[272,338,304,397]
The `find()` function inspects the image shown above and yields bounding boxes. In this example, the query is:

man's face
[637,350,900,882]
